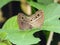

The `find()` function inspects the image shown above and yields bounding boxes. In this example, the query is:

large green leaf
[3,29,40,45]
[3,16,40,45]
[42,3,60,33]
[37,0,54,5]
[0,0,12,8]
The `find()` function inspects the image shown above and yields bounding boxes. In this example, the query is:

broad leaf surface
[42,3,60,33]
[3,16,40,45]
[3,29,40,45]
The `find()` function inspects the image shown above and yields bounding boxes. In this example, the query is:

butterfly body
[17,10,44,30]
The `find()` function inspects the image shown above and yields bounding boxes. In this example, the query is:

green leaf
[28,1,46,11]
[3,16,40,45]
[0,40,12,45]
[0,42,7,45]
[0,31,7,41]
[3,40,12,45]
[37,0,54,5]
[42,3,60,33]
[0,30,12,45]
[0,0,12,8]
[3,16,19,30]
[3,29,40,45]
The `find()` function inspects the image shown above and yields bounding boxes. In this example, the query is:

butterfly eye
[21,17,25,21]
[21,17,26,21]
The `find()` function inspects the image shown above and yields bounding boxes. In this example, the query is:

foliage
[3,16,19,30]
[3,29,40,45]
[27,1,46,11]
[2,15,40,45]
[3,15,40,45]
[0,32,7,41]
[42,3,60,33]
[28,1,60,33]
[0,30,12,45]
[0,0,60,45]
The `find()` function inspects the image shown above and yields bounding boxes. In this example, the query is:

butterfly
[17,10,44,30]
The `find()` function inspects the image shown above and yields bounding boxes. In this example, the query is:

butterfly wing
[17,10,44,30]
[29,10,44,28]
[17,13,32,30]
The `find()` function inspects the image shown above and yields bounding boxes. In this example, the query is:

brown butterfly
[17,10,44,30]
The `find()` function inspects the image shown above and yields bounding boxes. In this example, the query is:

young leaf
[42,3,60,33]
